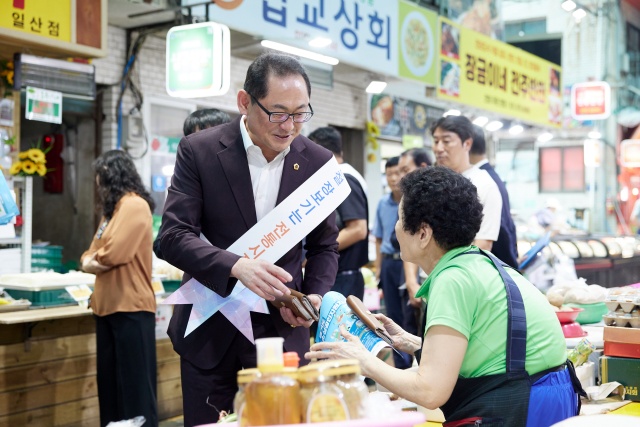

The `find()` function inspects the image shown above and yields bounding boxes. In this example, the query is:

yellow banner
[437,18,562,128]
[0,0,71,42]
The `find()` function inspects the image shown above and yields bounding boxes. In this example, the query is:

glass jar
[244,367,301,426]
[298,359,368,423]
[234,368,260,427]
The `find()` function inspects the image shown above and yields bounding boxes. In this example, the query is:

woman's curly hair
[93,150,155,219]
[399,166,483,251]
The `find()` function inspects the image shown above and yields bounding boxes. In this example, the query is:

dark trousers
[380,257,412,369]
[95,311,158,427]
[180,331,261,427]
[332,269,365,300]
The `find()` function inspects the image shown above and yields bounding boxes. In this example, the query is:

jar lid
[236,368,261,384]
[298,359,361,382]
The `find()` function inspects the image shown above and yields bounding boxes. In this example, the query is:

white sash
[162,156,351,340]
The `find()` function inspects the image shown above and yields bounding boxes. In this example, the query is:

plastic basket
[31,245,63,257]
[7,289,76,307]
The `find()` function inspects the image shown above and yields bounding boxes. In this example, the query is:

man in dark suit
[155,53,339,426]
[469,124,519,269]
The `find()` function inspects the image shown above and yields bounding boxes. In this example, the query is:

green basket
[7,289,76,307]
[162,280,181,293]
[31,246,63,257]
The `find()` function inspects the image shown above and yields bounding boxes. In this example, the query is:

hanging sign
[25,86,62,124]
[166,22,230,98]
[620,139,640,168]
[571,81,611,121]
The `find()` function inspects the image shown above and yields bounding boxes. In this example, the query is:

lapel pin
[294,163,299,170]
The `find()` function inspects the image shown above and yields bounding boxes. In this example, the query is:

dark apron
[433,250,583,427]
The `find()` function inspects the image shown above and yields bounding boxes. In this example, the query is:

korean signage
[0,0,71,41]
[183,0,439,85]
[369,93,444,142]
[166,22,231,98]
[571,81,611,121]
[436,18,563,128]
[25,86,62,124]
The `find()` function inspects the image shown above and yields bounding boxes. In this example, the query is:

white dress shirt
[240,116,290,221]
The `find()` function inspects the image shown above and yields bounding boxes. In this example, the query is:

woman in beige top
[81,150,157,427]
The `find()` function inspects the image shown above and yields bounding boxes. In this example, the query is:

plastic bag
[0,174,19,225]
[106,416,146,427]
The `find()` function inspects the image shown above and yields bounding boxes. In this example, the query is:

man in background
[308,126,369,300]
[431,115,501,251]
[373,156,412,369]
[469,125,518,269]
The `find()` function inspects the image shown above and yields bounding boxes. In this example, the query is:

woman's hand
[82,253,112,275]
[373,313,421,354]
[305,324,376,375]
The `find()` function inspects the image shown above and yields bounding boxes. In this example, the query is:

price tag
[65,285,92,302]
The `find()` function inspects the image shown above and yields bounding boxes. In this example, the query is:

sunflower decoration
[10,138,53,177]
[0,59,13,97]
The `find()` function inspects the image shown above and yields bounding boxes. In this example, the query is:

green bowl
[566,302,608,324]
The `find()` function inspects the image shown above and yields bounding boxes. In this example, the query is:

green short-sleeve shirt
[416,246,566,378]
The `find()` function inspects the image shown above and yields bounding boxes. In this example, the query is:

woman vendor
[306,166,584,427]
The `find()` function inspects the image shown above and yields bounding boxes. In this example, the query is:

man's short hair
[401,148,432,167]
[470,124,487,156]
[307,126,342,155]
[183,109,231,136]
[244,52,311,101]
[385,156,399,169]
[430,115,474,143]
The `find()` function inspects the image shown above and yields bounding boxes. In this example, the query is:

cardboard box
[600,356,640,401]
[604,342,640,359]
[604,326,640,344]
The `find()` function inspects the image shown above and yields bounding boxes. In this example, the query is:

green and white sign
[166,22,230,98]
[25,86,62,124]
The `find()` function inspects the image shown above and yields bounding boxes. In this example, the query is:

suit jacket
[157,117,339,369]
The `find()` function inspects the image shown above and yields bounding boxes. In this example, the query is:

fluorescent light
[621,187,629,202]
[485,121,504,132]
[537,132,554,142]
[261,40,339,65]
[472,116,489,127]
[308,37,332,48]
[588,130,602,139]
[573,8,586,21]
[561,0,576,11]
[508,124,524,135]
[444,109,461,117]
[366,81,387,94]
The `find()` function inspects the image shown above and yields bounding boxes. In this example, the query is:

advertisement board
[436,17,563,128]
[571,81,611,121]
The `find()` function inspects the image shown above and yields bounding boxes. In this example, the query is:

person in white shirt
[430,115,501,251]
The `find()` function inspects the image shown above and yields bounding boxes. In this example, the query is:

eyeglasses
[248,93,314,123]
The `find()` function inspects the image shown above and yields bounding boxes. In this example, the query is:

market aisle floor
[159,416,184,427]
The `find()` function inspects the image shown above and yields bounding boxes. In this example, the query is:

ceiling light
[261,40,339,65]
[508,124,524,135]
[537,132,554,142]
[561,0,577,12]
[308,37,332,48]
[573,8,586,21]
[444,109,461,117]
[485,121,504,132]
[633,188,639,196]
[588,130,602,139]
[472,116,489,127]
[365,81,387,94]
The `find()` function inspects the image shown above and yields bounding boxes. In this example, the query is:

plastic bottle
[244,337,302,426]
[233,368,260,427]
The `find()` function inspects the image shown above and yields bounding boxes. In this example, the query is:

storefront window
[539,146,585,192]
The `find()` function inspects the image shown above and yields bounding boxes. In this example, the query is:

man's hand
[406,279,422,308]
[279,293,322,329]
[81,253,112,275]
[230,258,292,301]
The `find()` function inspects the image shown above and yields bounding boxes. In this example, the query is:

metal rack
[0,176,32,273]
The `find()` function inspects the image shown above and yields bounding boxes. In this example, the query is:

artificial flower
[36,163,47,176]
[18,151,28,160]
[21,160,37,174]
[9,162,21,175]
[27,148,45,163]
